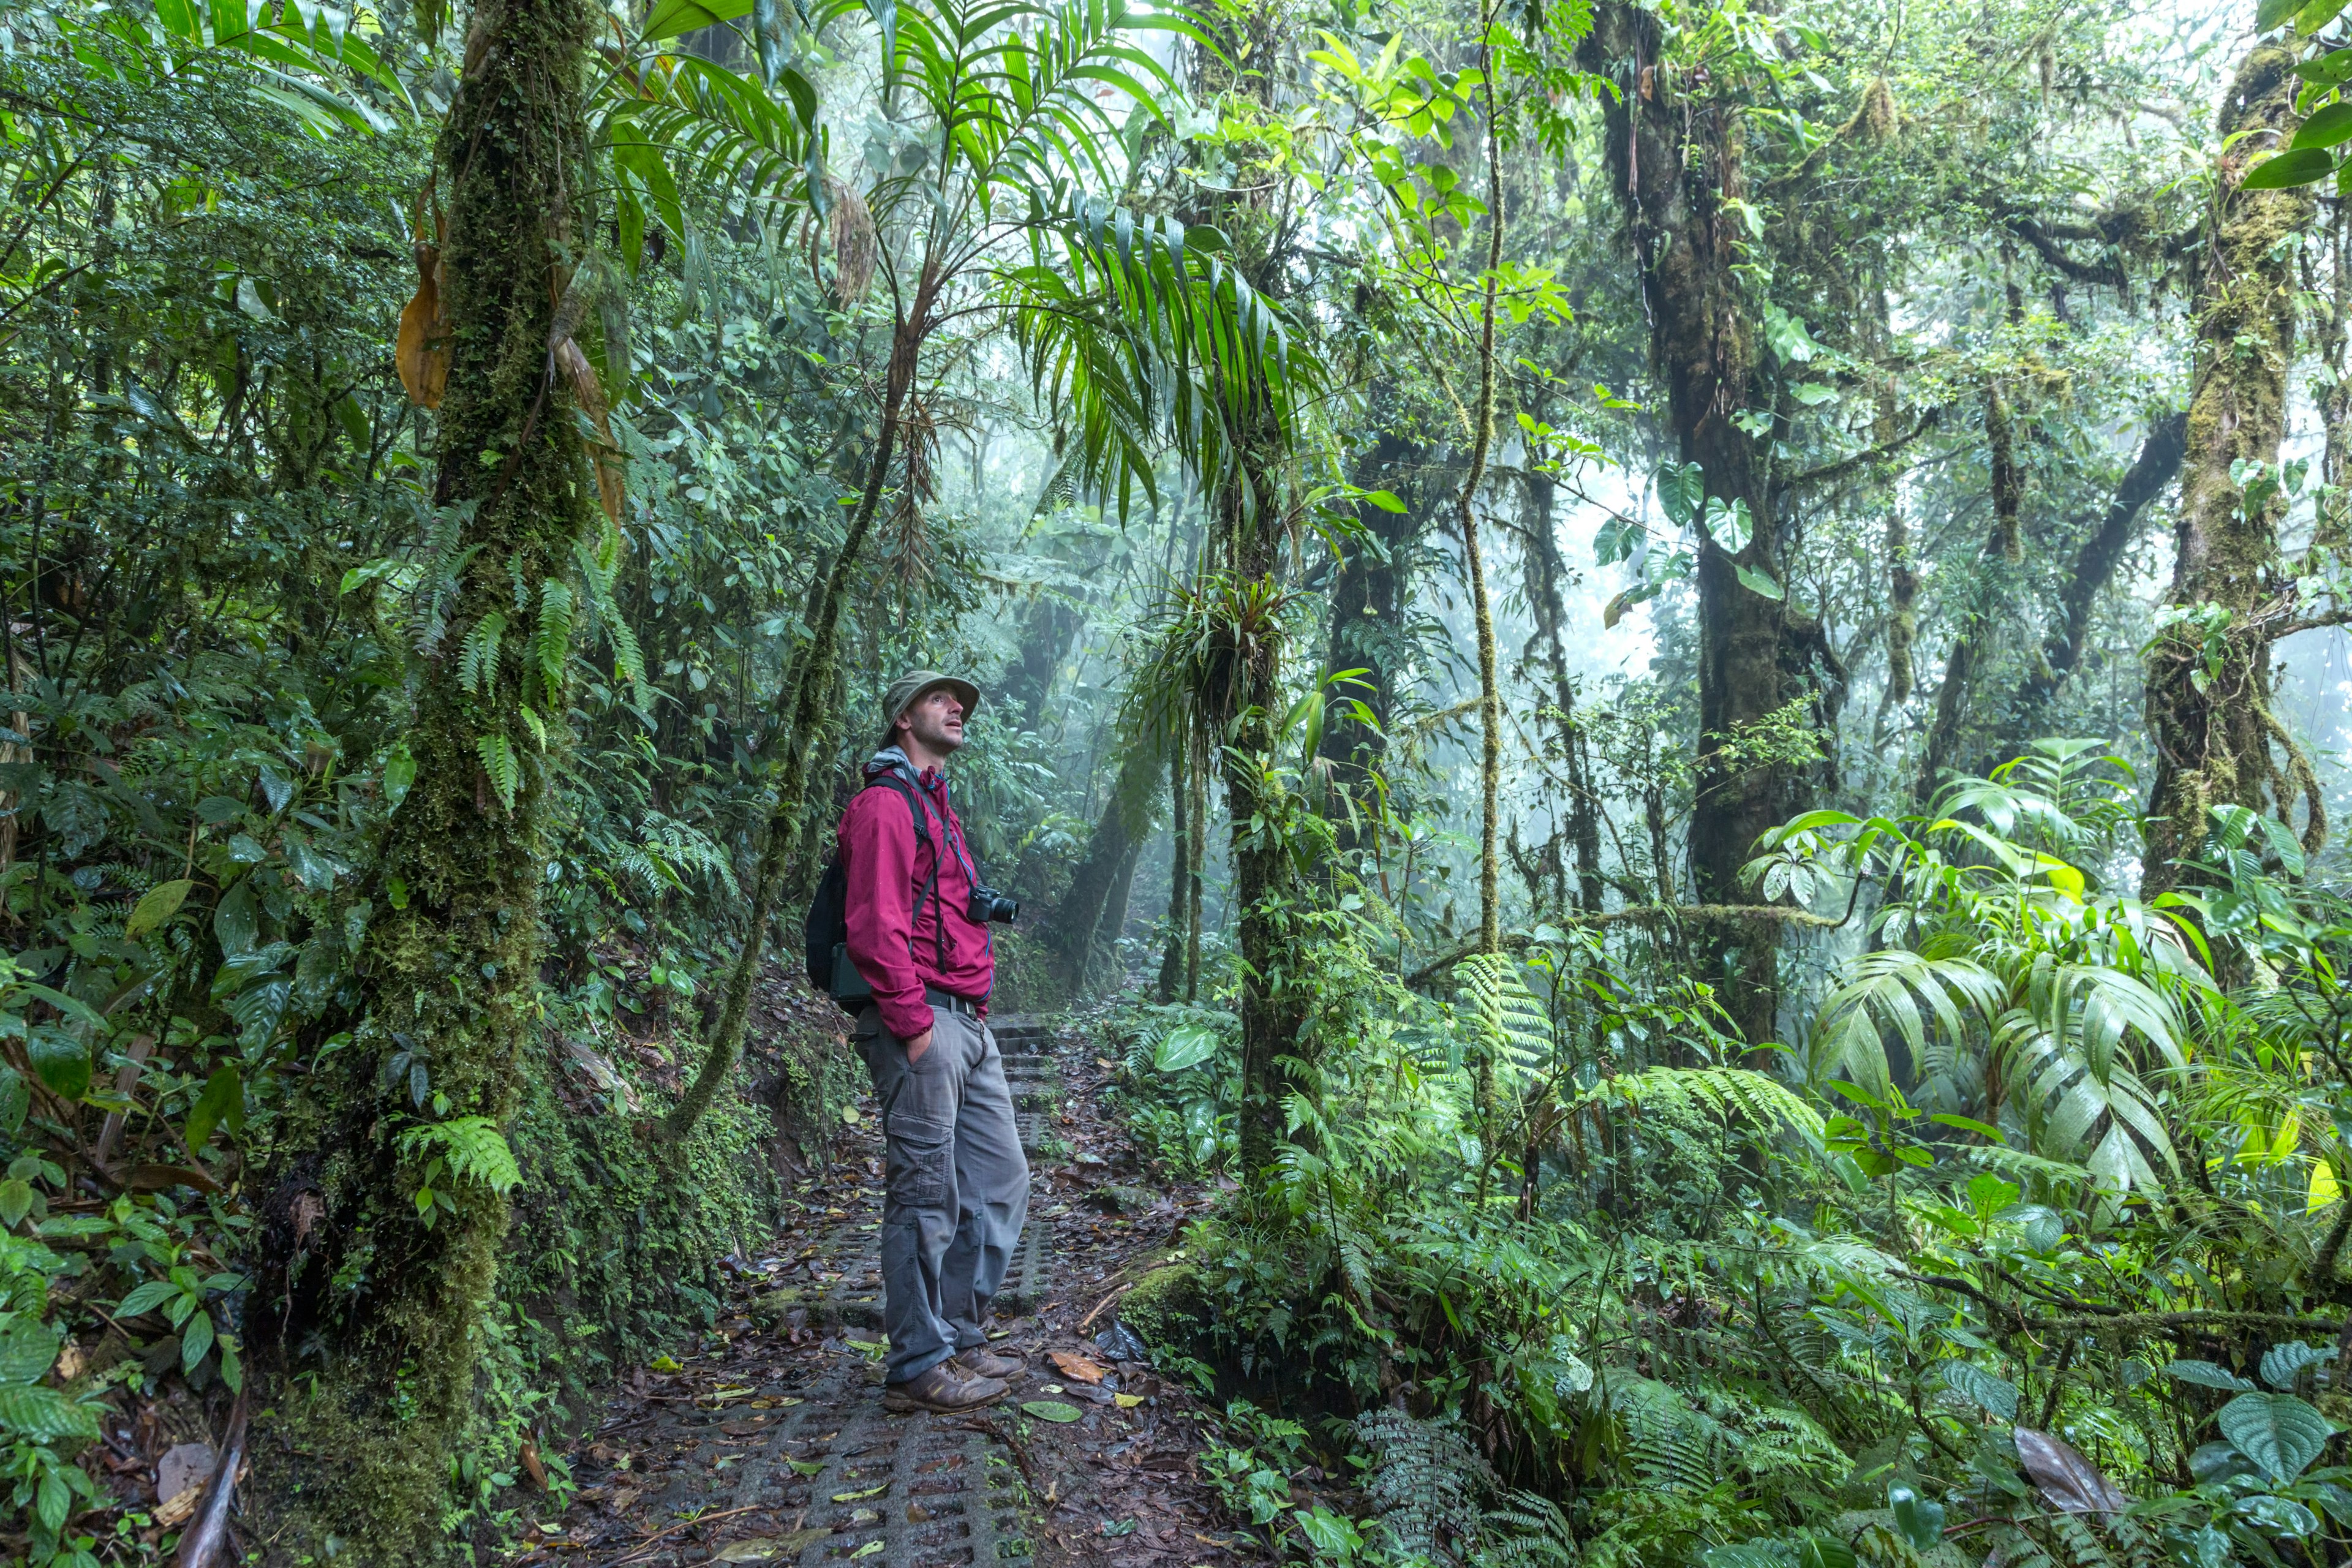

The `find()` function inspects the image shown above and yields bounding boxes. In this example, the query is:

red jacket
[839,749,994,1038]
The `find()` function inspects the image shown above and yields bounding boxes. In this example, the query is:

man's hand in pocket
[904,1028,934,1064]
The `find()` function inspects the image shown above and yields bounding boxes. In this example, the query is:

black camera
[968,883,1019,924]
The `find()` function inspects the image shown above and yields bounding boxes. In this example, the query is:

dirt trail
[511,1012,1248,1568]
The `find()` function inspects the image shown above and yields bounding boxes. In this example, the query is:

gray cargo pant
[855,1002,1030,1385]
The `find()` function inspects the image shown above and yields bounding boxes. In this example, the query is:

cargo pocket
[885,1113,953,1208]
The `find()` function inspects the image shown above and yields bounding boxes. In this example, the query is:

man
[839,671,1031,1414]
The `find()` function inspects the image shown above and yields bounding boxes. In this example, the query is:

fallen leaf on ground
[1115,1393,1145,1408]
[832,1484,888,1501]
[1023,1400,1084,1423]
[787,1459,826,1477]
[1049,1351,1106,1384]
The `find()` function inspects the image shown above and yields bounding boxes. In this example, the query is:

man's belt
[925,987,981,1016]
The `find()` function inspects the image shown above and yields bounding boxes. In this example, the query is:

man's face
[899,687,967,755]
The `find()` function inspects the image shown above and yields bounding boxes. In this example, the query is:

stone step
[698,1356,1028,1566]
[989,1014,1052,1043]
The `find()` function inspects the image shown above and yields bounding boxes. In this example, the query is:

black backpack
[804,772,944,1013]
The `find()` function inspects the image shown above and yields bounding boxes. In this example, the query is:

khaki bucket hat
[880,669,981,743]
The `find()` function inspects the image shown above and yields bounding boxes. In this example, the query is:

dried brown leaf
[396,244,449,409]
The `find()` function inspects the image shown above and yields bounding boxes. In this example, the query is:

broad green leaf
[2295,100,2352,149]
[642,0,750,36]
[1735,563,1784,600]
[1657,461,1703,526]
[1021,1400,1082,1422]
[1888,1485,1944,1550]
[2219,1391,2334,1481]
[382,743,417,812]
[126,878,193,939]
[27,1033,89,1103]
[2264,0,2309,28]
[0,1180,29,1229]
[184,1065,243,1154]
[1153,1023,1219,1072]
[181,1308,216,1373]
[0,1321,58,1384]
[0,1382,100,1444]
[2242,147,2336,189]
[2261,1342,2333,1390]
[2297,0,2351,33]
[214,877,259,956]
[116,1280,179,1317]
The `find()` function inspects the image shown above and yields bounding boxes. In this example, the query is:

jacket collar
[866,745,945,795]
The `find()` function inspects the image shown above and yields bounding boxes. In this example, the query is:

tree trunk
[1156,756,1190,1002]
[669,263,940,1139]
[255,0,592,1549]
[1048,742,1162,987]
[1917,380,2027,801]
[2002,410,2187,739]
[1585,2,1833,1047]
[1002,591,1079,724]
[2143,43,2321,896]
[1521,472,1605,913]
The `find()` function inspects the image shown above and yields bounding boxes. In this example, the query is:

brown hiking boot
[951,1346,1026,1381]
[882,1360,1008,1414]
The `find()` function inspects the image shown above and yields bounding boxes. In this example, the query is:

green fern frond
[1355,1409,1493,1564]
[1476,1490,1578,1568]
[477,733,521,810]
[398,1116,522,1195]
[459,611,507,696]
[1457,953,1552,1083]
[1578,1066,1824,1139]
[536,579,575,707]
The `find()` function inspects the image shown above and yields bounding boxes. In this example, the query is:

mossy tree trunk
[669,263,940,1139]
[1584,2,1836,1049]
[1189,0,1310,1174]
[2143,43,2321,896]
[1460,43,1506,1134]
[256,0,594,1551]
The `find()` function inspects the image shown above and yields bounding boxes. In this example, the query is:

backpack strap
[863,773,947,970]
